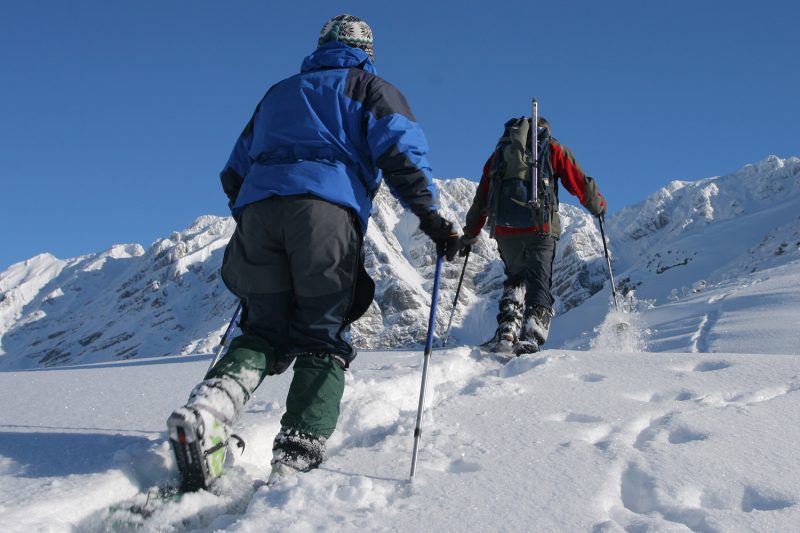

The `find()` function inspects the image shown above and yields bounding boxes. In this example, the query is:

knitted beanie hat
[318,14,374,61]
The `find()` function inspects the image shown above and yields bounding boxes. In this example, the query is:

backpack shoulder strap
[502,117,531,181]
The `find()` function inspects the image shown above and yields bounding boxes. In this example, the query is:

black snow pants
[220,195,374,372]
[495,232,557,312]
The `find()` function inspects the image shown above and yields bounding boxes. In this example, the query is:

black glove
[596,199,608,218]
[419,212,462,262]
[459,235,478,257]
[589,191,607,218]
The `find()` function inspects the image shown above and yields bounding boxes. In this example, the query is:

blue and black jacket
[220,41,439,234]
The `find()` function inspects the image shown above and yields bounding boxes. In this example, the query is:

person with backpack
[461,115,606,355]
[166,14,461,491]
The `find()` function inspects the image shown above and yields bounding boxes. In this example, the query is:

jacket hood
[301,41,376,75]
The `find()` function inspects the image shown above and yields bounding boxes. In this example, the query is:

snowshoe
[167,406,231,492]
[107,484,184,529]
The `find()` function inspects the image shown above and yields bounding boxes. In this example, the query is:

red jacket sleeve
[550,139,606,215]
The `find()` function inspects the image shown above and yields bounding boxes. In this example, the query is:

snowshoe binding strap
[230,433,246,454]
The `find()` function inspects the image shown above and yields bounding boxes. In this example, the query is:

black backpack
[486,117,554,236]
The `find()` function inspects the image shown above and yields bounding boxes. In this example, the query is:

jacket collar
[301,41,376,75]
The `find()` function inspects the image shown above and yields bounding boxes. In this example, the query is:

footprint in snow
[446,457,482,474]
[674,390,700,401]
[498,354,549,378]
[624,391,672,403]
[550,411,613,448]
[741,486,797,512]
[550,411,605,424]
[669,360,732,375]
[726,382,800,405]
[694,360,732,372]
[616,463,718,532]
[667,426,709,444]
[563,372,606,383]
[625,389,702,403]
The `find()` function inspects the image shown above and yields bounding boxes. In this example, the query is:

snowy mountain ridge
[612,155,799,244]
[606,155,800,300]
[1,155,799,370]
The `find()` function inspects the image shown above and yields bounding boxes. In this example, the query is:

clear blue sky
[2,1,798,271]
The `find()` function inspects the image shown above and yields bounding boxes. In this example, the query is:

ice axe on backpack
[506,97,552,237]
[506,97,542,214]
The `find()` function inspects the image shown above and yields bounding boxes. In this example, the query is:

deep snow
[1,302,799,532]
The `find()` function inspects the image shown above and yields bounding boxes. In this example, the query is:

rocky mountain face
[0,178,607,370]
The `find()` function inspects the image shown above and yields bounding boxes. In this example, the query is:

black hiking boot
[268,428,327,485]
[514,338,539,355]
[522,305,554,346]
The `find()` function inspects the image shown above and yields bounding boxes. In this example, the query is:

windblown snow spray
[591,293,649,352]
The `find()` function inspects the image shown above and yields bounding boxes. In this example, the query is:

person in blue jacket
[167,14,460,490]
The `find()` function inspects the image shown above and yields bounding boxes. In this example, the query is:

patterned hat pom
[318,14,374,61]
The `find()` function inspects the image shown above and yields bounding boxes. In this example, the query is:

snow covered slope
[0,345,798,532]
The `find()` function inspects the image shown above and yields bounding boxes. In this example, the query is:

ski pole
[207,301,243,372]
[442,247,471,346]
[531,97,539,207]
[597,216,619,312]
[410,254,444,478]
